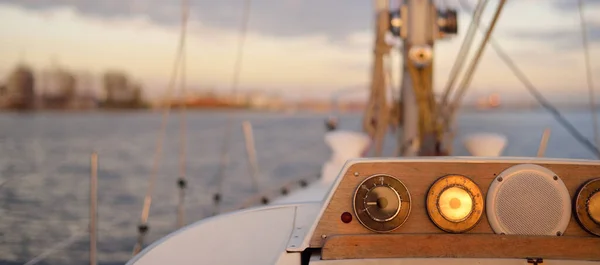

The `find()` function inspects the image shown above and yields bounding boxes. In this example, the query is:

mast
[393,0,457,156]
[364,0,457,157]
[402,0,436,156]
[363,0,391,157]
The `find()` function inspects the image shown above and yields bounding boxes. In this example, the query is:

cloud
[551,0,600,11]
[506,0,600,50]
[2,0,598,102]
[510,24,600,50]
[450,0,600,51]
[0,0,373,39]
[0,4,379,100]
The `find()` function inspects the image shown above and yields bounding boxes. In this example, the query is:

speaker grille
[487,164,571,236]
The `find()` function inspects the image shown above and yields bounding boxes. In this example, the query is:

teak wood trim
[322,234,600,260]
[310,161,600,247]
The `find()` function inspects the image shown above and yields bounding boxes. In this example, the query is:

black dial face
[353,174,411,232]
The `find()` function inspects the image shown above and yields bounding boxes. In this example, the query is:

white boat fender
[463,133,508,157]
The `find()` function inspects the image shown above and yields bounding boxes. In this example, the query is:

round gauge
[574,178,600,236]
[589,192,600,224]
[426,175,483,233]
[353,174,411,233]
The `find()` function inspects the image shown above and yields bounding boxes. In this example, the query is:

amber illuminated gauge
[353,174,411,233]
[574,178,600,236]
[426,174,484,233]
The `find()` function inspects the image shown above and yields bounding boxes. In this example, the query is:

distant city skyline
[0,0,599,104]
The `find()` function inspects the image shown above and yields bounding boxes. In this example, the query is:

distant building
[102,71,145,108]
[41,68,77,109]
[1,65,35,110]
[71,71,99,110]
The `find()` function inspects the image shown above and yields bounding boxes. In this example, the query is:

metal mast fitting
[391,0,458,156]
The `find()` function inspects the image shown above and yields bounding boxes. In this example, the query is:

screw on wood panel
[321,234,327,239]
[553,176,558,181]
[354,172,359,177]
[497,177,503,182]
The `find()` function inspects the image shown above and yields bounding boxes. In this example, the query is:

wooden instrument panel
[322,234,600,260]
[308,159,600,260]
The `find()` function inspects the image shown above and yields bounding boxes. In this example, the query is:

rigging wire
[176,0,189,229]
[212,0,253,215]
[448,0,506,112]
[456,0,600,158]
[132,0,189,256]
[18,216,142,264]
[439,0,489,108]
[23,228,86,265]
[577,0,600,149]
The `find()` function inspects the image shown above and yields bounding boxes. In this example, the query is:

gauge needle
[366,201,378,206]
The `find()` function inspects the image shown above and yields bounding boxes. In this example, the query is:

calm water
[0,109,598,265]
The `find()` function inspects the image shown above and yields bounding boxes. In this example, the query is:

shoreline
[1,104,599,114]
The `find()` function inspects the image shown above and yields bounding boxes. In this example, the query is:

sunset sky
[0,0,598,103]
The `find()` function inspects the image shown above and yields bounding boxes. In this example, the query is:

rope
[407,57,437,147]
[212,0,253,215]
[577,0,599,149]
[132,0,189,256]
[386,50,401,130]
[456,0,600,158]
[439,0,489,108]
[176,0,189,229]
